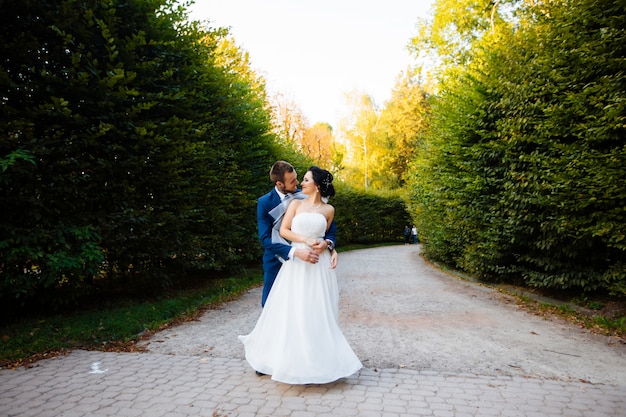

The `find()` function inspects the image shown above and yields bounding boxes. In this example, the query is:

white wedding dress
[239,212,362,384]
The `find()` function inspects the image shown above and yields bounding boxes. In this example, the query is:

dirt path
[139,245,626,385]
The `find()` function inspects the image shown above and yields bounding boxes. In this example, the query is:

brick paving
[1,349,624,416]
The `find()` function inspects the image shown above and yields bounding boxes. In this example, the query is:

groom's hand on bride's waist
[294,248,319,264]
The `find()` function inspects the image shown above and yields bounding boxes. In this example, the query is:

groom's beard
[278,186,298,195]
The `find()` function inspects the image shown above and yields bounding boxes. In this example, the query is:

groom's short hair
[270,161,295,183]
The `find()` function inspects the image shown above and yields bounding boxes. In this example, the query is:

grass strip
[0,272,262,369]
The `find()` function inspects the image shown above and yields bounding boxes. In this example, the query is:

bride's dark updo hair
[309,166,335,198]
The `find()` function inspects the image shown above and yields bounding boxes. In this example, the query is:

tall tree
[269,92,309,150]
[377,70,432,188]
[410,0,518,79]
[301,123,335,170]
[338,91,379,189]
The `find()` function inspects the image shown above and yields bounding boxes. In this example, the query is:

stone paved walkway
[2,349,625,417]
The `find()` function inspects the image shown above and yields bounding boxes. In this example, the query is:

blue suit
[257,188,336,306]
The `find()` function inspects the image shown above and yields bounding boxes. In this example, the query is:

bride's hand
[329,250,338,269]
[309,239,325,254]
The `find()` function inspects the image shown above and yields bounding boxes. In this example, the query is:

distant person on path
[240,166,361,384]
[404,225,411,245]
[256,161,337,307]
[412,225,418,244]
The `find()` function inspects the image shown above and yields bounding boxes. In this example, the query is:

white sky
[187,0,434,128]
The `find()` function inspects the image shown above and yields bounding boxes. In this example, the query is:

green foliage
[333,184,411,244]
[337,92,379,189]
[0,0,277,309]
[408,0,626,292]
[487,0,626,290]
[408,70,507,273]
[377,71,432,189]
[0,271,263,367]
[410,0,518,74]
[0,149,35,176]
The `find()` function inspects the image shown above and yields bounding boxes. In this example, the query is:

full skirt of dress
[239,213,362,384]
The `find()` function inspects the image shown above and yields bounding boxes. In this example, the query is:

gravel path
[139,245,626,385]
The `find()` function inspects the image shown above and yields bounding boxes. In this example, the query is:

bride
[239,166,362,384]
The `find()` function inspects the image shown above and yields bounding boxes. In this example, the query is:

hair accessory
[322,174,332,189]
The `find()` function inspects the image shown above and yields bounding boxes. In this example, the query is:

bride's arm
[326,207,338,268]
[280,202,317,247]
[325,206,335,231]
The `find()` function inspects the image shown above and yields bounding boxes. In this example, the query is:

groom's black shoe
[255,371,266,376]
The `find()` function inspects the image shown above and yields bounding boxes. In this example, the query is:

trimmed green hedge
[408,0,625,294]
[0,0,276,310]
[333,185,412,245]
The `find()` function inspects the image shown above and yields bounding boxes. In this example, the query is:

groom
[257,160,337,307]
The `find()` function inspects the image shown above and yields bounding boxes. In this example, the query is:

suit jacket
[257,189,337,267]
